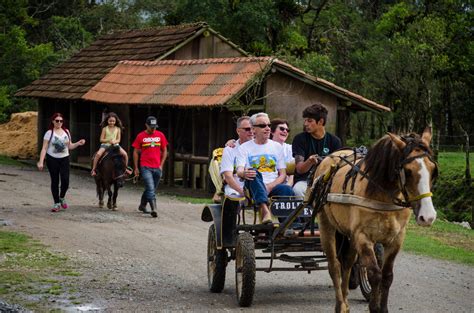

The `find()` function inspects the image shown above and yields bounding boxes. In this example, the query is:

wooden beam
[207,109,215,192]
[174,153,209,164]
[69,102,78,162]
[225,104,264,112]
[167,109,175,187]
[89,102,96,162]
[37,100,45,156]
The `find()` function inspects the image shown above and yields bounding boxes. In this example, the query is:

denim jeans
[140,166,162,203]
[245,171,294,205]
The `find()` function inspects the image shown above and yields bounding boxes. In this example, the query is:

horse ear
[421,127,432,146]
[387,132,406,150]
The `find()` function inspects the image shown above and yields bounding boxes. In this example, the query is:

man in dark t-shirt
[292,103,342,197]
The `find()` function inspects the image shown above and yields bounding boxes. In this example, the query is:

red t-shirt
[132,130,168,168]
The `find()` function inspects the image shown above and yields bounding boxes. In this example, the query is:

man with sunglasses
[236,113,294,224]
[219,116,253,197]
[292,103,342,197]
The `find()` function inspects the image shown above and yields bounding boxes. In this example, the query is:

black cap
[146,116,158,128]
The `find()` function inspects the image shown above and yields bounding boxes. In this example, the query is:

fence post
[464,131,471,186]
[464,131,473,229]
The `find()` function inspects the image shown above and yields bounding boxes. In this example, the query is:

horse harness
[310,140,437,214]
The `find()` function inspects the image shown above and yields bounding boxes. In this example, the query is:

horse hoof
[112,206,118,211]
[151,211,157,218]
[99,202,104,208]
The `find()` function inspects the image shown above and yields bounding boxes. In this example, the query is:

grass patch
[159,192,211,204]
[0,155,24,166]
[0,229,81,310]
[432,151,473,223]
[437,151,473,177]
[173,195,210,204]
[404,218,474,265]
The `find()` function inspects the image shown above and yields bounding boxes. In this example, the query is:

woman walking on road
[37,113,86,212]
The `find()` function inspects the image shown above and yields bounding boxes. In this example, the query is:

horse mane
[98,146,125,179]
[109,147,125,173]
[363,133,431,196]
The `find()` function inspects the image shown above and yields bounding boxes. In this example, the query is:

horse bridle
[396,151,437,207]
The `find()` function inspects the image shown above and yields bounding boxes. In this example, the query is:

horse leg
[97,181,104,208]
[319,212,348,313]
[112,182,118,211]
[357,235,382,313]
[107,185,113,210]
[379,236,403,313]
[340,242,358,303]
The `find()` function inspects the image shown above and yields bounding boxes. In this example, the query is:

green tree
[0,26,56,122]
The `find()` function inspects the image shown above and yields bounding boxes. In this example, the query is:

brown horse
[93,146,127,210]
[310,128,437,313]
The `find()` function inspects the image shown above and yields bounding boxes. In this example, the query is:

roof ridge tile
[118,56,273,67]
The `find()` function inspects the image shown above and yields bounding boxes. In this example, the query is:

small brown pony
[310,128,437,313]
[93,146,127,210]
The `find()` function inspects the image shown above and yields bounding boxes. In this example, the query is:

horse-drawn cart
[201,193,374,307]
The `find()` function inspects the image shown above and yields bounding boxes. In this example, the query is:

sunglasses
[239,127,252,132]
[253,123,271,129]
[54,119,63,123]
[278,126,290,132]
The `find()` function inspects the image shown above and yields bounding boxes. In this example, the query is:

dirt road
[0,164,472,312]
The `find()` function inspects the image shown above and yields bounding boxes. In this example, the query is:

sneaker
[51,203,61,212]
[59,198,68,209]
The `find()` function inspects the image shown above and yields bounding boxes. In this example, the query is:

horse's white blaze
[416,158,437,226]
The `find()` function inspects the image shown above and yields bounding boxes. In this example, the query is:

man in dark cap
[292,103,342,197]
[132,116,168,217]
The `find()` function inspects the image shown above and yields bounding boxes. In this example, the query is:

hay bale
[0,111,38,159]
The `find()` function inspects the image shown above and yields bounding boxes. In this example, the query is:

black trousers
[46,154,70,203]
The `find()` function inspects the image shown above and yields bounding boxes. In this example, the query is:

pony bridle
[395,151,437,208]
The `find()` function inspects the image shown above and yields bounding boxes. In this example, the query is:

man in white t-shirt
[236,112,295,224]
[219,116,253,197]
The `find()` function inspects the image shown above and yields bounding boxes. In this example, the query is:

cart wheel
[207,224,227,293]
[360,243,384,301]
[235,232,255,307]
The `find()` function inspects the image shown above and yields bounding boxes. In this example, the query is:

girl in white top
[37,113,86,212]
[270,118,294,186]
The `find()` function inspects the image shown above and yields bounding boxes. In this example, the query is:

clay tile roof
[15,23,208,99]
[83,56,389,112]
[82,57,273,107]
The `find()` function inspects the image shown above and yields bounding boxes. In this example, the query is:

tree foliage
[0,0,472,137]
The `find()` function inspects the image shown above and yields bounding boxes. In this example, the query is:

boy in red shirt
[132,116,168,218]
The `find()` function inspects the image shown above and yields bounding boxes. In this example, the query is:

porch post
[167,109,175,187]
[69,102,78,162]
